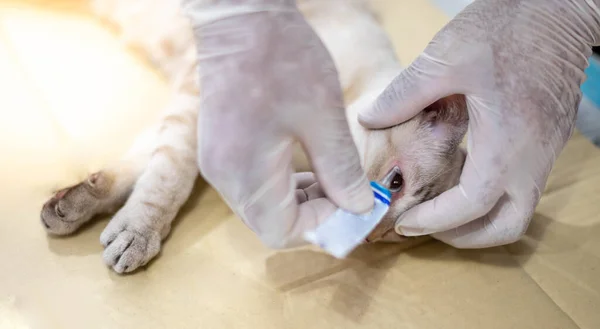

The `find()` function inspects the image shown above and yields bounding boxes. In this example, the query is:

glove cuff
[575,0,600,46]
[181,0,297,27]
[524,0,600,48]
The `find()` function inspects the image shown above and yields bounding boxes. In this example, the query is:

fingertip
[328,173,375,215]
[356,88,416,129]
[358,60,453,130]
[279,198,339,248]
[357,111,386,129]
[357,109,412,130]
[394,182,504,237]
[298,130,374,215]
[293,172,317,190]
[309,160,374,214]
[394,206,425,237]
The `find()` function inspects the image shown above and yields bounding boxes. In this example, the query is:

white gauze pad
[303,181,392,259]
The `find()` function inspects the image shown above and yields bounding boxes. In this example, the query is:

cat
[40,0,468,274]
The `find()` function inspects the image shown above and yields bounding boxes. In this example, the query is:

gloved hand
[359,0,600,248]
[181,0,373,248]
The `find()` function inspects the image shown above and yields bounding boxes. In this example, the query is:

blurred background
[0,1,599,329]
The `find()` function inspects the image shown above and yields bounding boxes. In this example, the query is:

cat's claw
[101,219,162,274]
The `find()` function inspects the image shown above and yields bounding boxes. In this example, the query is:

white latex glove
[181,0,373,248]
[359,0,600,248]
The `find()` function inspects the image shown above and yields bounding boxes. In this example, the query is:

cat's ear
[420,94,469,148]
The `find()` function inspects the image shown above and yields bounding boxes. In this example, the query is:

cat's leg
[41,0,196,237]
[100,86,199,274]
[88,0,201,273]
[40,128,157,236]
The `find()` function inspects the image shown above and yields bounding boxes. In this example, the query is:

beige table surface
[1,1,599,328]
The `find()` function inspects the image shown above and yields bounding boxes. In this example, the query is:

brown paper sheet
[1,1,598,328]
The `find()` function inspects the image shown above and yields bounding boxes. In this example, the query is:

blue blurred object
[429,0,473,16]
[581,52,600,107]
[576,53,600,147]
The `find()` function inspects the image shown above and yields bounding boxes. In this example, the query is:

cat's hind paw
[40,172,109,235]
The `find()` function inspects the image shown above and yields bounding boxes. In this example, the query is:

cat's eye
[381,166,403,193]
[388,173,403,192]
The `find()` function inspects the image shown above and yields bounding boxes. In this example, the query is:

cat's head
[351,95,469,242]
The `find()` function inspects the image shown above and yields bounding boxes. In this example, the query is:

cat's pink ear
[420,94,469,146]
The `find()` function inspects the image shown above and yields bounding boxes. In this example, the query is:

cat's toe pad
[101,225,161,274]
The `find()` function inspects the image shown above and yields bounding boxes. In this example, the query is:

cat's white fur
[40,0,467,273]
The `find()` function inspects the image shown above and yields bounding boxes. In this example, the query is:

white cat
[40,0,468,274]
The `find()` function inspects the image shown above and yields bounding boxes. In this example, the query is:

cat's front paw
[100,218,164,274]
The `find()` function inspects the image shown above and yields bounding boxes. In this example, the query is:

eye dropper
[303,167,400,258]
